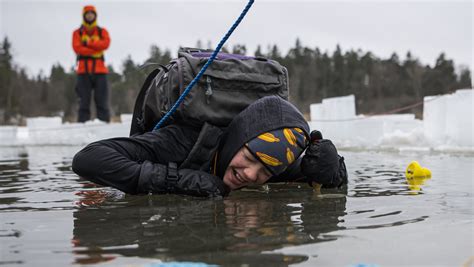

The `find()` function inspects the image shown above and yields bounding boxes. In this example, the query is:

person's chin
[223,176,237,190]
[223,180,233,190]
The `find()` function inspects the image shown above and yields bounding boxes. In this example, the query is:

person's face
[84,11,96,23]
[223,146,273,190]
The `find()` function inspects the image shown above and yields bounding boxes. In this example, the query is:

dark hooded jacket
[72,96,310,195]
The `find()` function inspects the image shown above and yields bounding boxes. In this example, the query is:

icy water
[0,146,472,267]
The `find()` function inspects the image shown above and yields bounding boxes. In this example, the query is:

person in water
[72,96,347,197]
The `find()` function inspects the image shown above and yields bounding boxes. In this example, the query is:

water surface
[0,146,472,266]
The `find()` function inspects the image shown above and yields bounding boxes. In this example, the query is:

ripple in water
[0,148,472,266]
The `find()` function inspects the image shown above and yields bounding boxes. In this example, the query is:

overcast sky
[0,0,472,76]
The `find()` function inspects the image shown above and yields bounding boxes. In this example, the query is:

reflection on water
[71,186,346,266]
[0,147,472,266]
[406,175,431,193]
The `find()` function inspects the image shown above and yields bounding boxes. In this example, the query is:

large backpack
[130,48,289,136]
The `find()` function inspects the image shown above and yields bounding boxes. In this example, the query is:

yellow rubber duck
[405,161,431,192]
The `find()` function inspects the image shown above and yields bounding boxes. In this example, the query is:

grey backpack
[130,48,289,136]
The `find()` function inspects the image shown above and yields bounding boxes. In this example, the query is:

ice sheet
[0,89,472,152]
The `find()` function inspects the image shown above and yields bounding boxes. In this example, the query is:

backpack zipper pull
[205,76,213,104]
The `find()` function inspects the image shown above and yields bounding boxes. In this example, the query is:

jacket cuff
[137,161,168,193]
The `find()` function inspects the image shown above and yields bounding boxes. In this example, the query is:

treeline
[0,37,471,124]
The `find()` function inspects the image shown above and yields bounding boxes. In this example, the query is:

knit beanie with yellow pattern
[246,128,308,176]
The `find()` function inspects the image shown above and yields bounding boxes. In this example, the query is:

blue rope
[153,0,255,131]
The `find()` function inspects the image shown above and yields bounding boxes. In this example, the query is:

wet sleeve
[72,124,200,194]
[137,164,229,197]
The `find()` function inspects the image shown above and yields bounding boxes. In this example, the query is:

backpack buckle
[167,162,179,182]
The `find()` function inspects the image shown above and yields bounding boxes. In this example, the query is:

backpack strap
[130,68,164,136]
[96,26,102,38]
[78,25,84,36]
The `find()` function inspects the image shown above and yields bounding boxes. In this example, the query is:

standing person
[72,5,111,123]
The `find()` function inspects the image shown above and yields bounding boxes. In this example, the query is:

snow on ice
[308,89,472,152]
[0,90,472,152]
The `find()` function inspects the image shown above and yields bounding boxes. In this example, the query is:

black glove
[301,130,348,188]
[138,162,230,197]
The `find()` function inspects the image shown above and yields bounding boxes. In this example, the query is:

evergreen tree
[254,45,263,57]
[0,37,471,124]
[195,40,203,49]
[331,44,345,97]
[231,44,247,55]
[268,44,282,61]
[147,45,172,65]
[0,37,13,123]
[457,67,472,88]
[402,51,423,99]
[422,53,457,96]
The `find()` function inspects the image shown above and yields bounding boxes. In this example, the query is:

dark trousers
[76,74,110,123]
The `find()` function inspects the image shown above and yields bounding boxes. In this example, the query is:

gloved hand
[172,168,230,197]
[301,130,348,188]
[138,162,230,197]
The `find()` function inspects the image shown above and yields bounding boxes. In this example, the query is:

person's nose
[243,166,259,183]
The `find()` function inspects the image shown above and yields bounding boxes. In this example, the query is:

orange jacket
[72,6,110,74]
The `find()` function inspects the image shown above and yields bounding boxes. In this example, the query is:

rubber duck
[405,161,431,192]
[406,161,431,179]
